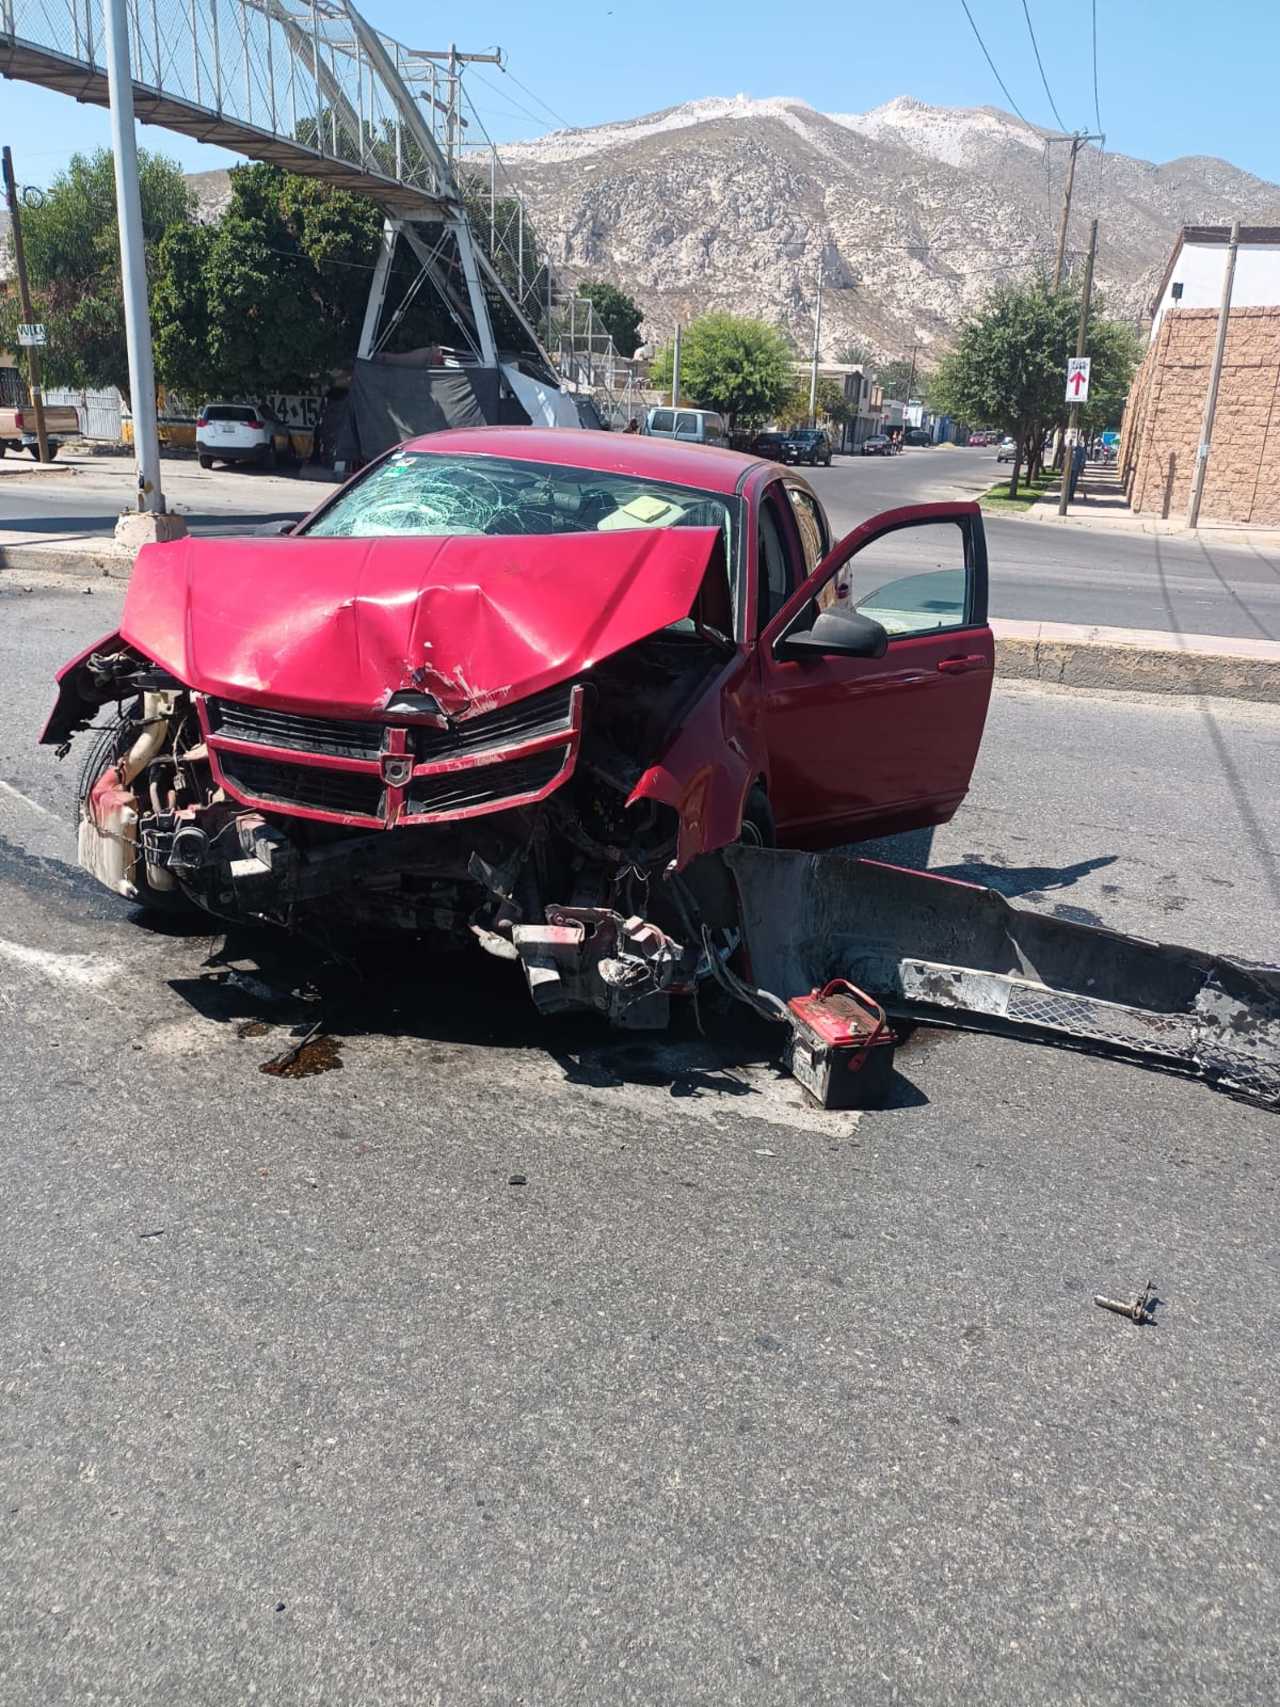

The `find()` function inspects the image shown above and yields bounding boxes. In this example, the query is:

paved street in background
[806,446,1280,642]
[4,444,1279,642]
[1,573,1278,1703]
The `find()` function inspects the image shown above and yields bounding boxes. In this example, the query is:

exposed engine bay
[55,630,737,1029]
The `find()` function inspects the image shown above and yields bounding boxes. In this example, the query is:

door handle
[937,654,988,675]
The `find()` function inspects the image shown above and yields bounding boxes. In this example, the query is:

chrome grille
[405,749,567,817]
[209,698,383,760]
[411,683,577,762]
[219,751,384,819]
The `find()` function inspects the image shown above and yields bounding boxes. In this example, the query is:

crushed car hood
[120,528,723,718]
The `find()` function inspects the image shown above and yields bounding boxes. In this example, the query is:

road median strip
[992,618,1280,703]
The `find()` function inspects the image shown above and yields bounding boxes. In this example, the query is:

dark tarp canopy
[332,360,528,467]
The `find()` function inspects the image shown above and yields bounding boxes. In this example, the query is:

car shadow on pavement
[161,922,933,1110]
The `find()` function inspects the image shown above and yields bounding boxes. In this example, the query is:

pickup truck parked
[0,403,79,460]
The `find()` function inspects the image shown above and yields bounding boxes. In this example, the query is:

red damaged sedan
[43,428,994,1027]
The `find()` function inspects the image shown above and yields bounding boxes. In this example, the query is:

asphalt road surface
[2,577,1278,1704]
[806,447,1280,643]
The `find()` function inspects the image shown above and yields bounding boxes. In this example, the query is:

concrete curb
[992,618,1280,704]
[0,542,132,577]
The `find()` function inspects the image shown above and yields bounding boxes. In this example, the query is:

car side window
[828,520,971,635]
[757,490,800,630]
[786,487,828,573]
[650,409,674,433]
[675,412,699,438]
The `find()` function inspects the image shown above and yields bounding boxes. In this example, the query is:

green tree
[930,282,1122,495]
[777,375,851,429]
[1080,317,1143,433]
[877,356,927,402]
[576,281,644,357]
[834,340,875,368]
[649,313,793,428]
[0,148,192,401]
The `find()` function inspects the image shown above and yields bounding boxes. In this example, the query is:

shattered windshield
[303,450,739,560]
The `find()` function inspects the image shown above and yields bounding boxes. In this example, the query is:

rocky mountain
[499,95,1280,361]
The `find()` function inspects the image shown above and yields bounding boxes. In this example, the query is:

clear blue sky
[5,0,1279,187]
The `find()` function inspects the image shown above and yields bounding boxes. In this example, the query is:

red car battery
[783,979,897,1110]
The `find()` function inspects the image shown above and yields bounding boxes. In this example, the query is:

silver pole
[103,0,165,514]
[1187,220,1240,530]
[809,250,824,426]
[671,322,681,407]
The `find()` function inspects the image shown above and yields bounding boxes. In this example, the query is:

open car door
[754,501,994,847]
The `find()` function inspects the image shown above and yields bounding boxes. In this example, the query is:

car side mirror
[775,608,889,663]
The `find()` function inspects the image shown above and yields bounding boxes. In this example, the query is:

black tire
[260,443,277,470]
[199,453,213,470]
[77,710,196,915]
[739,784,776,849]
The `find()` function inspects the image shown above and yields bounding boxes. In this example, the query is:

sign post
[1058,217,1099,517]
[1,147,50,462]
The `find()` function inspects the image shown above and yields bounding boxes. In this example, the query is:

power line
[468,68,559,134]
[1021,1,1068,132]
[499,64,579,133]
[958,0,1030,125]
[1091,0,1103,133]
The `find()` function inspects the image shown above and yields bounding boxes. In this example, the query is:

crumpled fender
[113,528,724,719]
[39,629,124,745]
[627,651,767,869]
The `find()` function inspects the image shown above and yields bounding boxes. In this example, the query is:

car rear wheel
[198,454,213,469]
[259,444,277,470]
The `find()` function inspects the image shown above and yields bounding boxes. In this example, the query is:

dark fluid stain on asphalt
[236,1019,271,1039]
[260,1034,344,1079]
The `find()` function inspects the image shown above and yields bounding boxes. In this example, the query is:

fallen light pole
[726,846,1280,1111]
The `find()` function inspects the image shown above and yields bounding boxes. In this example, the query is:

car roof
[398,425,758,494]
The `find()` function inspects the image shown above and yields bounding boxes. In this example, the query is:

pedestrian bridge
[1,0,456,216]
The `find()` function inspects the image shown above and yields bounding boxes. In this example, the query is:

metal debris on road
[1094,1281,1159,1325]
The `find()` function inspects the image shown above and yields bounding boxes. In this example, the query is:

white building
[1150,226,1280,337]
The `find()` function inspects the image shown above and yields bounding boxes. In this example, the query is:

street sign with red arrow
[1066,357,1091,403]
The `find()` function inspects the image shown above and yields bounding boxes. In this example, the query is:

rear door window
[675,412,699,439]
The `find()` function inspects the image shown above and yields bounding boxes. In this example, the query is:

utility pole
[1058,217,1098,516]
[671,322,682,407]
[808,250,825,426]
[1187,220,1240,529]
[1,146,49,463]
[104,0,173,527]
[1047,132,1104,292]
[904,341,919,408]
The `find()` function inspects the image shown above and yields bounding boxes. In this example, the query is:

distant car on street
[196,402,294,470]
[641,406,728,448]
[861,435,894,457]
[995,437,1017,463]
[780,428,833,466]
[903,428,932,448]
[0,402,79,461]
[751,431,787,461]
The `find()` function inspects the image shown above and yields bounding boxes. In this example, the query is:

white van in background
[642,406,728,447]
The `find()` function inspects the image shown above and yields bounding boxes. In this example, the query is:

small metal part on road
[1093,1281,1159,1325]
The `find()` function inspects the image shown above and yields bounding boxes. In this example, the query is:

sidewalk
[1017,461,1280,547]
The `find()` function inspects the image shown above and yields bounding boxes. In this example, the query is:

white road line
[0,779,60,822]
[0,938,118,988]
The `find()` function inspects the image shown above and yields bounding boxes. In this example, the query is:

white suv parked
[196,402,293,470]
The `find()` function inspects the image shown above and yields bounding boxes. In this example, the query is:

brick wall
[1120,306,1280,525]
